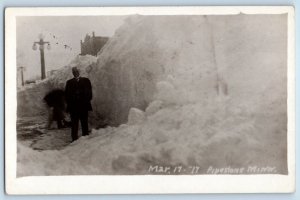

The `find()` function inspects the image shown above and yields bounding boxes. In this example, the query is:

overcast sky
[17,16,126,80]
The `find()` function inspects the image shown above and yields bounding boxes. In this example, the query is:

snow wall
[18,15,287,127]
[17,14,288,175]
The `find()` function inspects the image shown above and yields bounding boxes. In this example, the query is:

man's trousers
[70,110,89,141]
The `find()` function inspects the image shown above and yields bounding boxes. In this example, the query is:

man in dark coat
[65,67,92,141]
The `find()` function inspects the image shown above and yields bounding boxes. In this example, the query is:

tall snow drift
[18,14,287,127]
[17,14,287,176]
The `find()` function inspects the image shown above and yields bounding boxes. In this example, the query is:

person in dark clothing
[43,89,69,129]
[65,67,92,142]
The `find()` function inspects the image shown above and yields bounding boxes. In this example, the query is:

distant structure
[80,32,109,56]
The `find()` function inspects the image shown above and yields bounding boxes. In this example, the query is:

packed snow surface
[17,14,287,176]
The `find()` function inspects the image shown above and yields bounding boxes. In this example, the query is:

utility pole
[18,66,25,86]
[32,34,51,80]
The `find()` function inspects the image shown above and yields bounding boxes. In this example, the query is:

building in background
[80,32,109,56]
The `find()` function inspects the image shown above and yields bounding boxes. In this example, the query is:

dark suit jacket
[65,77,92,113]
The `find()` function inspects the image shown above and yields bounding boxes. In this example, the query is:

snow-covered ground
[17,14,287,176]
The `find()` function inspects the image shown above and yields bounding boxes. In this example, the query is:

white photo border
[5,6,295,194]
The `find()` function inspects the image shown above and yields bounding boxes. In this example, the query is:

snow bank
[17,14,287,176]
[18,14,287,126]
[17,55,97,117]
[17,95,287,176]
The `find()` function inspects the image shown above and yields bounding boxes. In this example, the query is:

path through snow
[17,116,72,151]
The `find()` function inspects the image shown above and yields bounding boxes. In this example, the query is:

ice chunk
[127,108,146,125]
[155,81,176,104]
[145,100,163,116]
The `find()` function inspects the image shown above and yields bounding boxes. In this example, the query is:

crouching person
[43,89,69,129]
